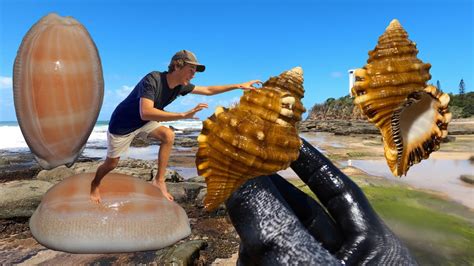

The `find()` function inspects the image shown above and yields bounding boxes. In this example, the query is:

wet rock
[110,159,155,180]
[161,240,207,265]
[36,159,185,183]
[152,168,184,183]
[0,238,205,265]
[442,135,456,143]
[130,136,154,147]
[196,188,207,208]
[301,107,474,134]
[70,160,102,174]
[108,167,153,181]
[194,188,226,213]
[299,119,379,135]
[130,134,198,148]
[0,151,41,182]
[175,137,198,148]
[460,175,474,185]
[0,165,42,183]
[181,128,201,135]
[0,180,54,218]
[299,118,474,135]
[447,121,474,135]
[168,182,206,204]
[334,130,350,136]
[36,165,75,183]
[0,156,10,167]
[167,183,188,202]
[183,182,206,202]
[188,176,205,183]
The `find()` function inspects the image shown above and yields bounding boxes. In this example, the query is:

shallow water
[299,132,341,149]
[168,166,198,180]
[342,159,474,209]
[82,145,193,161]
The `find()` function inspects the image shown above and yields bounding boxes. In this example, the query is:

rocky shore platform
[1,118,472,264]
[299,118,474,135]
[0,157,239,265]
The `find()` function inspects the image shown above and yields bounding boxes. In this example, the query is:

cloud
[330,72,343,78]
[179,94,213,106]
[0,76,13,89]
[116,85,134,99]
[101,85,133,110]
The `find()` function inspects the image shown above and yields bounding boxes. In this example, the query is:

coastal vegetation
[448,91,474,118]
[308,91,474,120]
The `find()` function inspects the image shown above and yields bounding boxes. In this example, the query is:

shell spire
[387,19,402,30]
[196,67,306,210]
[352,19,451,176]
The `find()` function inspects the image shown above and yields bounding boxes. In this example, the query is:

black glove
[226,138,417,265]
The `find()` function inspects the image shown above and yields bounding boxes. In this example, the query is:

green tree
[459,79,465,95]
[436,80,441,90]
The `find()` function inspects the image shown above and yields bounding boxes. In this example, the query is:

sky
[0,0,472,121]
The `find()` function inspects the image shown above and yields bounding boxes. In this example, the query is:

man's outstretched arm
[191,80,261,95]
[139,98,207,121]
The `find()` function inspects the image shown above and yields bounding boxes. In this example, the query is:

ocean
[0,120,203,160]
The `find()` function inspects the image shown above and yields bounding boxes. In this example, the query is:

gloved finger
[290,139,418,265]
[290,138,380,237]
[268,174,343,252]
[226,175,341,265]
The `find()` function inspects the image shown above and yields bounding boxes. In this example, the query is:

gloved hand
[226,138,417,265]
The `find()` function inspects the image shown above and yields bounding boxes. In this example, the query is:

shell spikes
[352,19,451,176]
[196,67,306,210]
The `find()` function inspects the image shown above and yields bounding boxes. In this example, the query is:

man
[90,50,261,203]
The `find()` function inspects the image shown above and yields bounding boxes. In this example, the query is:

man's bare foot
[152,180,174,201]
[90,183,102,203]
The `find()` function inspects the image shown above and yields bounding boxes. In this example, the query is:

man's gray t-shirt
[108,71,194,135]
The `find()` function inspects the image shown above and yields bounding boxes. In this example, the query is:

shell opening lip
[393,90,448,176]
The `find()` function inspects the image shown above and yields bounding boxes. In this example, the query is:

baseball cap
[171,50,206,72]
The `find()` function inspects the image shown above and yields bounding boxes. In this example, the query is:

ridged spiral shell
[351,19,451,176]
[196,67,305,210]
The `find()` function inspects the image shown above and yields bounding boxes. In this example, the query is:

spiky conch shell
[351,19,451,176]
[196,67,306,210]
